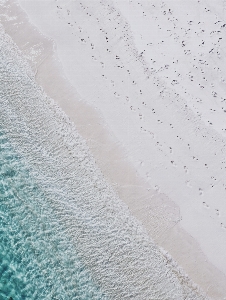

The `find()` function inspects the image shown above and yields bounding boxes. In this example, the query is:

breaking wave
[0,25,208,299]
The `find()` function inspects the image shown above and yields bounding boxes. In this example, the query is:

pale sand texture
[1,0,226,298]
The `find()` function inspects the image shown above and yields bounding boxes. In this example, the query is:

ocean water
[0,131,108,300]
[0,24,207,299]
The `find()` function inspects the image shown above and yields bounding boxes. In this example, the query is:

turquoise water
[0,130,107,300]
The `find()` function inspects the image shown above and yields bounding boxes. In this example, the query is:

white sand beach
[1,0,226,298]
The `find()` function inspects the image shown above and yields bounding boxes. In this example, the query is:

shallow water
[0,131,108,300]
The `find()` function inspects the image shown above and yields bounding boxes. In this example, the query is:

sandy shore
[1,0,226,298]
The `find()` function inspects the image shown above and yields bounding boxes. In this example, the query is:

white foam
[0,26,209,299]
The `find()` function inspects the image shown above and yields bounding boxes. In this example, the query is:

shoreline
[1,0,226,298]
[0,22,208,299]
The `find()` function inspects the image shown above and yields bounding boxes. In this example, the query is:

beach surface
[1,0,226,298]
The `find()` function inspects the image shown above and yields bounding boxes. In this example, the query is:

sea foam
[0,24,208,299]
